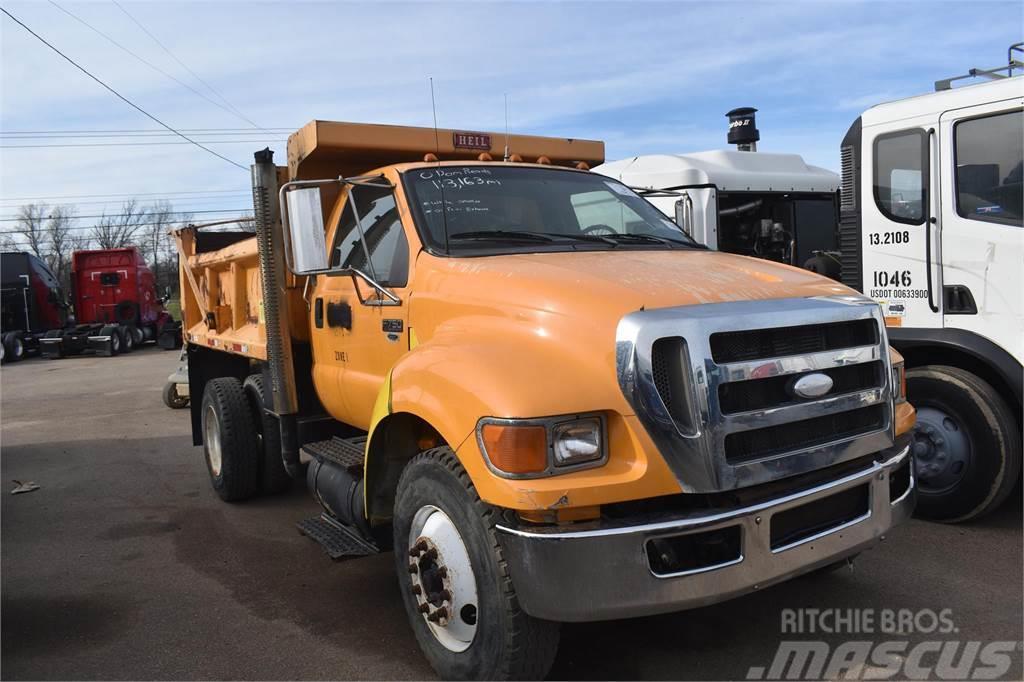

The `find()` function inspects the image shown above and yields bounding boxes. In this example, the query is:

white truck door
[938,99,1024,360]
[862,118,942,329]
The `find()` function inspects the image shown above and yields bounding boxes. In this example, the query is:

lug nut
[437,566,448,578]
[408,564,418,574]
[412,585,422,596]
[439,589,452,601]
[423,548,438,561]
[427,606,448,623]
[418,603,430,614]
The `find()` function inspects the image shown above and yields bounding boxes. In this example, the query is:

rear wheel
[243,374,291,495]
[201,377,260,502]
[908,365,1021,522]
[394,448,559,680]
[102,325,121,355]
[121,326,134,353]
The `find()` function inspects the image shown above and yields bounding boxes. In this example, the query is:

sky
[1,0,1021,238]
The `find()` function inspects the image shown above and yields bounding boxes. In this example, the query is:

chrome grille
[616,296,895,493]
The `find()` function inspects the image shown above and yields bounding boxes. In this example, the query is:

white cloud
[1,0,1021,228]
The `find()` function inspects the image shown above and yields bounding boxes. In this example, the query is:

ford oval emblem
[792,373,834,399]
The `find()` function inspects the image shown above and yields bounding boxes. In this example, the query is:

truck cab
[0,251,67,362]
[837,57,1022,522]
[179,120,915,680]
[595,108,842,278]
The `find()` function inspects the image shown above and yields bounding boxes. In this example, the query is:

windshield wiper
[601,233,696,247]
[448,230,557,243]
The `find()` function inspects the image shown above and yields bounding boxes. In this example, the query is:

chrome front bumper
[496,437,914,622]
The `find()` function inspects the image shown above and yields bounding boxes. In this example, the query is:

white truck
[597,47,1023,522]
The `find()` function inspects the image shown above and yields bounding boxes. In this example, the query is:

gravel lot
[2,348,1021,680]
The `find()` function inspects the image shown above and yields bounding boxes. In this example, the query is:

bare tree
[13,204,49,258]
[0,232,18,251]
[92,199,148,249]
[45,205,78,289]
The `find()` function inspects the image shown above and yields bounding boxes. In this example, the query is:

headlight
[552,418,602,466]
[478,414,607,478]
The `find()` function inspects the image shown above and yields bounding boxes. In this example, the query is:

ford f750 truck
[177,120,916,680]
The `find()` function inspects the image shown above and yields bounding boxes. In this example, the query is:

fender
[888,327,1022,406]
[363,321,681,519]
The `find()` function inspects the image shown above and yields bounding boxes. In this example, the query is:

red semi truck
[0,251,68,362]
[39,247,179,358]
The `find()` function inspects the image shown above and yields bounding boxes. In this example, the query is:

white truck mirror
[285,187,328,274]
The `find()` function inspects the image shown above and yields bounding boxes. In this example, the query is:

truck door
[311,182,412,429]
[938,101,1023,359]
[861,120,940,328]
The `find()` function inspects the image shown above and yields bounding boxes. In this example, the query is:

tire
[201,377,260,502]
[130,326,144,346]
[2,333,23,363]
[243,374,291,495]
[908,365,1022,522]
[120,326,134,353]
[102,325,121,356]
[394,447,560,680]
[162,381,189,409]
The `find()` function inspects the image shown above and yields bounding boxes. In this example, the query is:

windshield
[402,165,699,254]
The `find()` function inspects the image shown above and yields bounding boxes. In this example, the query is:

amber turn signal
[480,423,547,474]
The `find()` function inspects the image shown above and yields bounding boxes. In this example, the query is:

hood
[417,248,858,318]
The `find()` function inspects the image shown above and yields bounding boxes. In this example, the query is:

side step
[301,436,366,474]
[297,514,379,560]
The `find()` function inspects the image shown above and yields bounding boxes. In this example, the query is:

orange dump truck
[177,120,916,680]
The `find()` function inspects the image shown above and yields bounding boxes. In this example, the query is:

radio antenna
[428,77,450,252]
[430,77,441,155]
[503,93,510,161]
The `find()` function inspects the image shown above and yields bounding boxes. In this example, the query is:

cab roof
[861,76,1023,128]
[595,149,838,193]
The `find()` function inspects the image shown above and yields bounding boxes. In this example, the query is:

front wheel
[2,333,23,363]
[908,365,1021,522]
[162,381,189,409]
[393,448,559,681]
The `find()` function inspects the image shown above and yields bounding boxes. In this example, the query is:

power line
[0,7,248,171]
[110,0,262,129]
[0,128,292,135]
[1,139,286,148]
[0,216,254,234]
[1,131,290,139]
[47,1,258,130]
[1,195,250,208]
[0,208,253,222]
[1,188,250,201]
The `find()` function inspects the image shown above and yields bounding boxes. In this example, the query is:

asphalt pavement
[2,348,1021,680]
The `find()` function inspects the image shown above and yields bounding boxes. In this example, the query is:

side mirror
[284,187,329,274]
[674,194,693,237]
